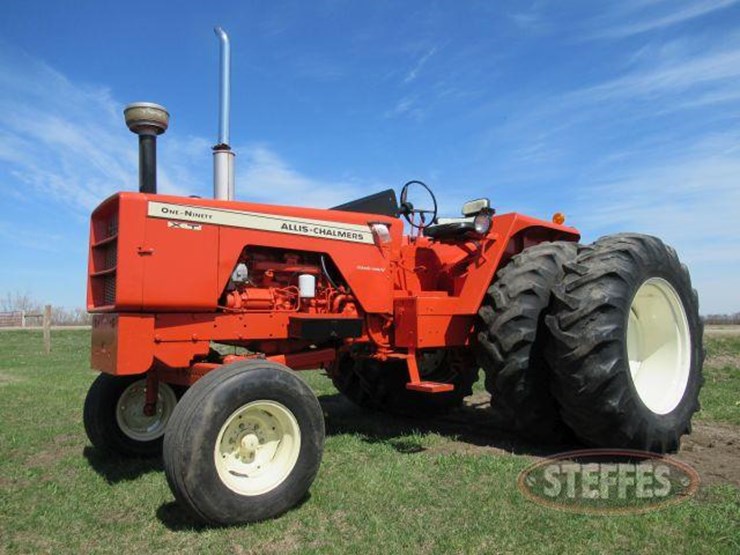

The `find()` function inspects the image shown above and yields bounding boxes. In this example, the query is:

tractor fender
[447,212,580,315]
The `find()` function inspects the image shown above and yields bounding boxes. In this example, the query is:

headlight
[370,223,392,246]
[473,212,492,235]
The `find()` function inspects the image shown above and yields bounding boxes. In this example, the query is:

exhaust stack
[213,26,235,201]
[124,102,169,194]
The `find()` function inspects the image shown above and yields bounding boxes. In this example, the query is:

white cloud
[564,44,740,110]
[569,133,740,314]
[509,1,549,33]
[404,47,437,84]
[384,95,425,121]
[0,220,63,252]
[0,48,197,213]
[592,0,739,39]
[470,39,740,313]
[382,46,440,122]
[235,145,368,209]
[0,46,373,215]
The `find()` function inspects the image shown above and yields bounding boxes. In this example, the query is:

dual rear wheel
[476,235,703,453]
[545,234,703,452]
[476,241,577,442]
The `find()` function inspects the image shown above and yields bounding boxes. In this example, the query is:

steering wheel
[399,180,438,230]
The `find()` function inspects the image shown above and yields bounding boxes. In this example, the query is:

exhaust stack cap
[124,102,169,136]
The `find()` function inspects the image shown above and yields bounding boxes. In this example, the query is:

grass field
[0,329,738,554]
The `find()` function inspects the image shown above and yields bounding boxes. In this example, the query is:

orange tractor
[83,29,703,525]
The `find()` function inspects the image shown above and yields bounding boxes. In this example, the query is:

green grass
[702,336,740,425]
[1,330,738,554]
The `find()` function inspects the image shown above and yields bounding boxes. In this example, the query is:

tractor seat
[423,217,476,240]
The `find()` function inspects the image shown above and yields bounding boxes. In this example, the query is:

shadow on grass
[156,493,312,532]
[88,390,573,531]
[318,392,575,458]
[156,502,209,532]
[83,448,213,531]
[83,446,162,483]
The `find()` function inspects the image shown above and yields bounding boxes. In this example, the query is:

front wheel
[83,374,178,457]
[546,234,704,453]
[163,360,325,525]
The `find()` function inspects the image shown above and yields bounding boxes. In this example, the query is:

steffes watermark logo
[518,449,699,515]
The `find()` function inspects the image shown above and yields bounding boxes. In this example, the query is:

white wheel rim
[115,381,177,441]
[214,400,301,496]
[626,277,691,415]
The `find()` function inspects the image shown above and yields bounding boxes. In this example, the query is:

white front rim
[626,277,691,415]
[115,381,177,442]
[214,400,301,496]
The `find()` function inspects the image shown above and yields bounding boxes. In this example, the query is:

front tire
[546,234,704,453]
[163,361,325,525]
[83,374,178,457]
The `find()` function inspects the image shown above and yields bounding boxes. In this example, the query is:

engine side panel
[142,208,220,310]
[88,192,401,314]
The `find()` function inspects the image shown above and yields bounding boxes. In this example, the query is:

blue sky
[1,0,739,314]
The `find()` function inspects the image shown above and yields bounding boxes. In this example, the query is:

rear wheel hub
[627,277,691,415]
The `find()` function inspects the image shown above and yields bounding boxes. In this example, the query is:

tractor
[83,28,703,525]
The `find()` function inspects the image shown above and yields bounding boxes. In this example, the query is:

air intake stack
[213,26,235,201]
[124,102,169,194]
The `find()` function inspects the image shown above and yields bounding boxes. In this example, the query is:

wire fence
[0,310,44,328]
[1,306,55,354]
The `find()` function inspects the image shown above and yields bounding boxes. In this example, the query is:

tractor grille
[103,275,117,305]
[107,214,119,237]
[89,201,119,309]
[104,242,117,269]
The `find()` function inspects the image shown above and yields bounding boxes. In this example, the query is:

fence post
[43,305,51,354]
[21,310,26,328]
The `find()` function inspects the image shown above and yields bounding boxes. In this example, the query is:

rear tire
[331,348,477,417]
[163,361,325,525]
[83,374,178,457]
[475,241,578,442]
[546,234,704,453]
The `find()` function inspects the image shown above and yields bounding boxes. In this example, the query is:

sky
[1,0,739,314]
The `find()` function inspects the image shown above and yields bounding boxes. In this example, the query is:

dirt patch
[451,394,740,488]
[0,372,23,386]
[25,434,83,471]
[0,475,31,490]
[705,325,740,337]
[465,391,492,407]
[232,521,303,554]
[323,391,740,488]
[705,353,740,369]
[425,440,510,457]
[675,421,740,487]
